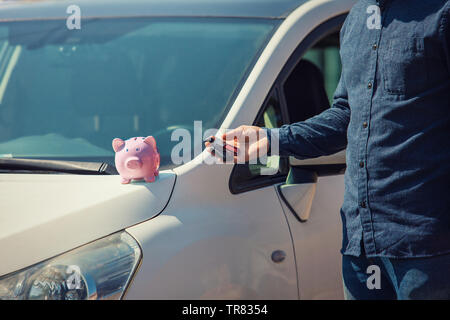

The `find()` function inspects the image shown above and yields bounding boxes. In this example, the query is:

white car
[0,0,356,300]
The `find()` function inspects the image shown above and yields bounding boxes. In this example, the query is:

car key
[205,136,239,162]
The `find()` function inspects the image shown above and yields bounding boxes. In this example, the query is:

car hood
[0,171,176,276]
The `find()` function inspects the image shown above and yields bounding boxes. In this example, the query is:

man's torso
[339,0,450,258]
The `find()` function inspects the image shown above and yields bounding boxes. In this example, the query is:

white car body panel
[0,172,176,276]
[278,175,345,299]
[125,164,297,299]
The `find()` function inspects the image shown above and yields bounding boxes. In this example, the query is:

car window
[302,32,341,105]
[0,17,278,169]
[229,20,344,194]
[284,31,341,124]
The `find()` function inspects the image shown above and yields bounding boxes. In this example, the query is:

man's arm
[267,73,350,159]
[206,77,351,164]
[206,17,352,163]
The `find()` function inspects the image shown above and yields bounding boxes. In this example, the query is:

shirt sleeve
[267,71,350,159]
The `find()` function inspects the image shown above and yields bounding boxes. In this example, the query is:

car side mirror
[277,150,346,222]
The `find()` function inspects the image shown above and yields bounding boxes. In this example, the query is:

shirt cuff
[264,128,280,156]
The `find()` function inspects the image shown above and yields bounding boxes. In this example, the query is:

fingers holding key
[204,126,269,164]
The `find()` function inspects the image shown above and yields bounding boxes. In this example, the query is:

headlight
[0,231,141,300]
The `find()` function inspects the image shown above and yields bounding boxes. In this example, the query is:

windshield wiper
[0,158,118,175]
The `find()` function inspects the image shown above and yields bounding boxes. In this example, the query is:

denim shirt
[268,0,450,258]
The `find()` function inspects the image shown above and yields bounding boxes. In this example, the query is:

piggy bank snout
[125,157,143,170]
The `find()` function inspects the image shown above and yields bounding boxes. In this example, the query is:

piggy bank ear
[112,138,125,152]
[143,136,156,148]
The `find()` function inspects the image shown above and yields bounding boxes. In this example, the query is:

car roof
[0,0,313,21]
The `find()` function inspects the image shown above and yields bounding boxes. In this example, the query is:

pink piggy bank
[112,136,160,184]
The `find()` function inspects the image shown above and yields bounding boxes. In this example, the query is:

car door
[229,14,347,299]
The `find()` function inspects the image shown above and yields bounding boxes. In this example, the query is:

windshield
[0,17,277,169]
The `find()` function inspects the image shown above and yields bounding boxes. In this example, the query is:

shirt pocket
[382,37,427,97]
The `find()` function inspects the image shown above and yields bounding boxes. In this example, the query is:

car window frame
[229,13,348,195]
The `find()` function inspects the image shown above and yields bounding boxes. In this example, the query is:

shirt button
[360,201,367,208]
[368,82,373,89]
[363,122,368,128]
[359,161,365,168]
[372,43,378,50]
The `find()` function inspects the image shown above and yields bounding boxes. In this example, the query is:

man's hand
[204,125,269,163]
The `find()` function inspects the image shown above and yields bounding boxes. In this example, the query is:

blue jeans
[342,253,450,300]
